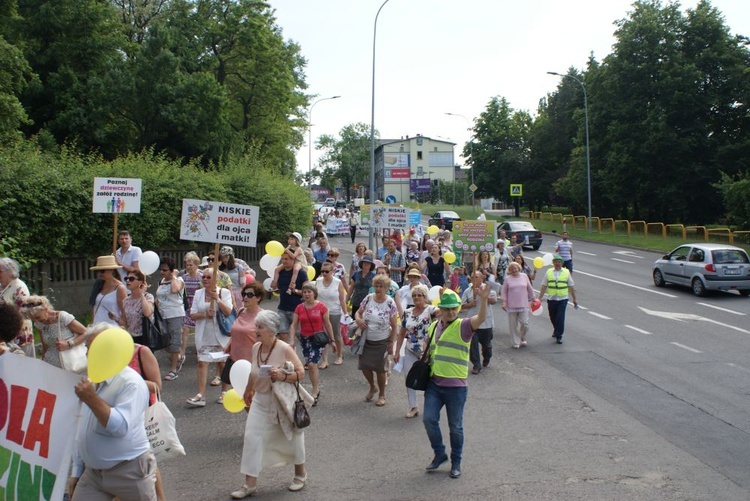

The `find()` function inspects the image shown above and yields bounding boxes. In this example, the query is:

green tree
[467,97,532,204]
[317,123,375,202]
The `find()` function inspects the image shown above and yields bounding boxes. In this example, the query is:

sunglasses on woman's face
[242,292,256,298]
[208,258,215,262]
[321,269,331,274]
[124,276,137,282]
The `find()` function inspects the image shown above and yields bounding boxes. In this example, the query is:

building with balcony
[374,134,455,203]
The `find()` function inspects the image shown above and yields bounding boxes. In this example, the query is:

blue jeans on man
[547,298,568,342]
[423,380,468,468]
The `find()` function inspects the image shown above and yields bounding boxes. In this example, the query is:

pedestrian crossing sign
[510,184,522,197]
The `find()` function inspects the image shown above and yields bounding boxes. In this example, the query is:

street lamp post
[369,0,391,250]
[308,95,341,201]
[445,112,475,214]
[547,71,592,233]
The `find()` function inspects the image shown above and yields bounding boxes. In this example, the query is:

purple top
[432,317,474,388]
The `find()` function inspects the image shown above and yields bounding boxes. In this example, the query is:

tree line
[467,0,750,227]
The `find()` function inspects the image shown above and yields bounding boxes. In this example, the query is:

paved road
[157,231,749,500]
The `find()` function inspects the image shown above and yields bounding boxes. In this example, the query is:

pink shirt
[501,273,535,311]
[229,308,260,362]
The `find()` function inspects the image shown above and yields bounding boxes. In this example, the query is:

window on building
[417,151,423,160]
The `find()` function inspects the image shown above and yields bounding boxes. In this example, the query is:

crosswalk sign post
[510,184,522,217]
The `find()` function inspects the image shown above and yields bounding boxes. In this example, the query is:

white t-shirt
[156,277,185,319]
[315,277,343,316]
[116,245,142,282]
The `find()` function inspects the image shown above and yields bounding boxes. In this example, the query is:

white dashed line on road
[611,258,635,264]
[588,311,612,320]
[726,363,750,374]
[670,342,702,354]
[697,302,746,316]
[625,325,652,335]
[578,251,597,256]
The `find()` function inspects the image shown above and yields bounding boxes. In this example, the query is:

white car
[652,243,750,296]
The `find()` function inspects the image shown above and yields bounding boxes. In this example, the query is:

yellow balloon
[533,257,544,269]
[444,251,456,264]
[265,240,285,257]
[427,225,439,236]
[307,265,315,281]
[222,389,246,413]
[87,328,135,383]
[432,298,440,306]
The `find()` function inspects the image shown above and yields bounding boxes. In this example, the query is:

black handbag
[142,307,169,352]
[312,331,329,347]
[405,324,436,391]
[293,381,311,429]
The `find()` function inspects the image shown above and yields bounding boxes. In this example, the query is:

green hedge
[0,141,311,261]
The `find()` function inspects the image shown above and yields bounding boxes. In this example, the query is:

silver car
[652,243,750,296]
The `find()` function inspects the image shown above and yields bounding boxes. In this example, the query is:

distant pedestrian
[537,254,578,344]
[349,212,359,243]
[501,262,535,349]
[554,232,574,273]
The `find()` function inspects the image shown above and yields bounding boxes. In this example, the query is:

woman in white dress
[231,310,308,498]
[187,268,233,407]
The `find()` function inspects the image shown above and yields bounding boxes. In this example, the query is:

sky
[270,0,750,174]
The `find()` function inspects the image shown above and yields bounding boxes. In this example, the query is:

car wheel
[653,269,665,287]
[532,244,541,251]
[739,289,750,297]
[691,277,707,297]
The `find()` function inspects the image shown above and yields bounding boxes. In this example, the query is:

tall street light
[308,95,341,201]
[369,0,391,250]
[547,71,592,233]
[445,112,475,214]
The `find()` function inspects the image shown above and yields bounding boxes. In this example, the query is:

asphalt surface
[157,229,750,500]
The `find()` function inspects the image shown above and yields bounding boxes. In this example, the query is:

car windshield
[508,222,535,230]
[440,211,459,218]
[712,249,750,264]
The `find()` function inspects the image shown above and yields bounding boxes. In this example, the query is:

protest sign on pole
[452,220,497,266]
[92,177,143,252]
[360,204,408,230]
[180,199,260,247]
[0,356,82,501]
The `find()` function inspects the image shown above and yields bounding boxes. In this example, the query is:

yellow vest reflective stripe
[545,268,570,297]
[428,319,470,379]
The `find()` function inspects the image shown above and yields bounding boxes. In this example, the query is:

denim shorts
[278,309,295,334]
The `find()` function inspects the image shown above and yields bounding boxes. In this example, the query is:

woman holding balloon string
[501,262,535,349]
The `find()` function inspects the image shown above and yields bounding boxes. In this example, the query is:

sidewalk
[158,232,744,500]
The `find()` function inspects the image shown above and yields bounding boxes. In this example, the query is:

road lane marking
[613,250,645,259]
[638,307,750,334]
[670,342,702,353]
[578,251,596,256]
[612,258,635,264]
[588,311,612,320]
[697,302,746,316]
[726,363,750,374]
[576,270,678,298]
[625,325,652,335]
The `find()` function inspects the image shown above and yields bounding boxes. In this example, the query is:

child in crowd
[271,232,306,294]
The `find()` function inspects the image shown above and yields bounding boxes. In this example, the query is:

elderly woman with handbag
[232,310,310,499]
[354,274,398,407]
[288,283,334,406]
[18,295,87,370]
[394,284,437,418]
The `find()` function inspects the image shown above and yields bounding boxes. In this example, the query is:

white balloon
[259,254,281,274]
[531,303,544,316]
[229,360,252,394]
[542,253,554,267]
[263,277,273,291]
[139,251,160,276]
[428,285,442,302]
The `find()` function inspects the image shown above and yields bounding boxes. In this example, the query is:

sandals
[186,393,206,407]
[333,358,343,366]
[405,407,419,418]
[176,354,186,372]
[365,387,377,402]
[164,371,178,381]
[312,391,320,407]
[318,362,329,370]
[210,376,222,386]
[217,391,226,404]
[288,474,307,492]
[375,396,386,407]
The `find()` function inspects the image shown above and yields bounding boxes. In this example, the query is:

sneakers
[556,339,563,344]
[425,454,448,471]
[520,339,528,347]
[512,344,520,349]
[186,393,206,407]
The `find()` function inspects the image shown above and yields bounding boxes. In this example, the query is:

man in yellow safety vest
[537,254,578,344]
[423,280,491,479]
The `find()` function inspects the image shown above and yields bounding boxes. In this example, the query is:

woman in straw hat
[90,255,126,327]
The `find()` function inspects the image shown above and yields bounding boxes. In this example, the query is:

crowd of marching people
[0,216,577,499]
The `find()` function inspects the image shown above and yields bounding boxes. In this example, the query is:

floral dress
[122,293,155,340]
[182,271,203,327]
[402,305,437,357]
